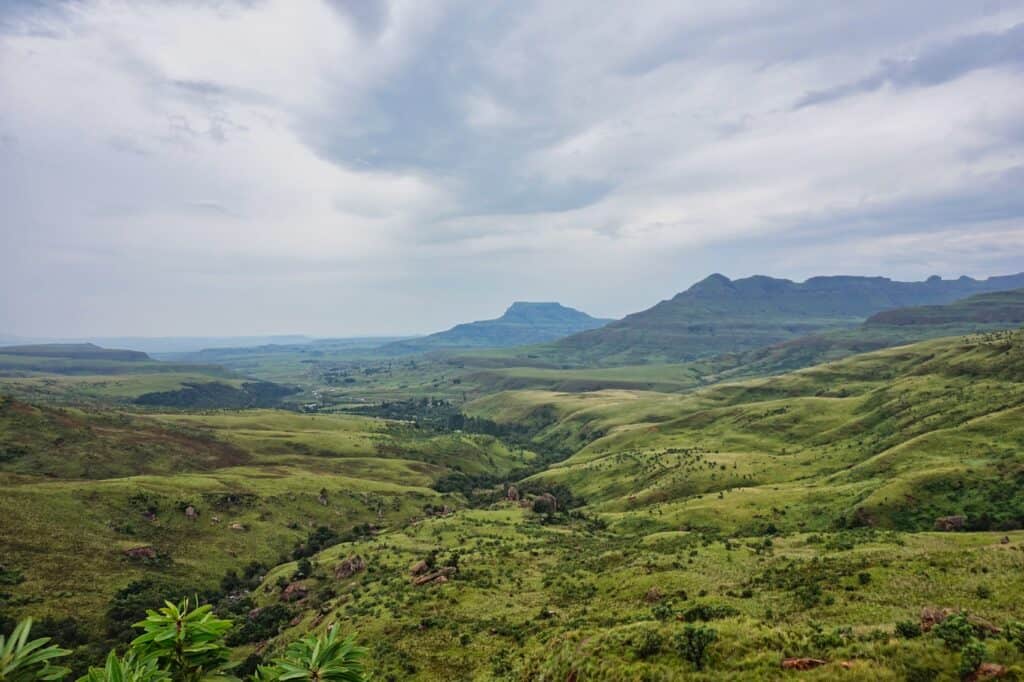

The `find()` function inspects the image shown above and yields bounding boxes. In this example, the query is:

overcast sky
[2,1,1024,337]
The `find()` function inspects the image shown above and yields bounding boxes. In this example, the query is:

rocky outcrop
[412,566,456,586]
[335,555,366,580]
[281,582,308,602]
[643,587,664,604]
[410,560,430,577]
[934,515,965,531]
[123,546,157,560]
[781,658,827,671]
[184,505,198,521]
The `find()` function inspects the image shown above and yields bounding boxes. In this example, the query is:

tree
[129,600,233,682]
[674,625,717,671]
[257,625,367,682]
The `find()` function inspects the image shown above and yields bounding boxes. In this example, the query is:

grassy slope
[0,401,534,632]
[241,331,1024,680]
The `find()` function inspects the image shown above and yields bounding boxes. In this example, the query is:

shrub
[633,629,663,659]
[957,639,984,680]
[256,624,367,681]
[895,621,922,639]
[78,650,170,682]
[680,603,738,623]
[1005,621,1024,653]
[933,614,975,651]
[674,625,717,671]
[130,599,233,680]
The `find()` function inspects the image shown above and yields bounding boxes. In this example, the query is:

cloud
[1,0,1024,336]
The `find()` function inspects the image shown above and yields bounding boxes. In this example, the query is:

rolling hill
[380,302,611,354]
[534,272,1024,366]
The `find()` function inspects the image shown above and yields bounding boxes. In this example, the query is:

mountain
[380,302,612,353]
[541,272,1024,365]
[0,342,150,362]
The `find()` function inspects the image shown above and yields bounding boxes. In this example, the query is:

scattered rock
[229,522,246,532]
[289,615,302,626]
[1000,536,1010,545]
[184,505,198,521]
[967,615,1002,636]
[410,560,430,577]
[317,489,328,506]
[412,566,456,586]
[840,661,854,670]
[123,546,157,560]
[934,515,965,531]
[281,582,308,602]
[967,663,1008,681]
[920,606,955,632]
[335,555,366,580]
[247,607,263,620]
[211,515,221,524]
[506,485,519,502]
[643,587,664,604]
[781,658,828,671]
[142,510,157,522]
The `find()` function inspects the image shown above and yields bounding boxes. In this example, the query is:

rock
[229,522,246,532]
[840,661,854,670]
[410,560,430,576]
[211,515,221,524]
[531,493,558,514]
[281,582,307,602]
[967,615,1002,636]
[1000,536,1010,545]
[123,546,157,560]
[506,485,519,502]
[412,566,456,586]
[781,658,828,671]
[289,616,302,626]
[247,607,262,620]
[934,515,965,531]
[966,663,1008,681]
[142,510,157,522]
[920,606,954,632]
[184,505,198,521]
[335,555,366,580]
[643,587,664,604]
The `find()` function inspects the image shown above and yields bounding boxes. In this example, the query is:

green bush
[957,639,984,680]
[895,621,922,639]
[130,600,233,681]
[77,651,170,682]
[933,614,975,651]
[673,625,717,671]
[256,624,367,681]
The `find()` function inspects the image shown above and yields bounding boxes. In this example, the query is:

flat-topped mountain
[382,302,612,353]
[0,342,150,362]
[545,272,1024,365]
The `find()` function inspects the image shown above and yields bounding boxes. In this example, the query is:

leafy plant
[77,651,171,682]
[1005,620,1024,653]
[0,618,70,682]
[933,614,975,651]
[258,625,367,681]
[895,621,922,639]
[674,625,717,671]
[957,639,984,680]
[130,600,233,682]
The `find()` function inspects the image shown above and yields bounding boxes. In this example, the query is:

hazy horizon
[3,1,1024,337]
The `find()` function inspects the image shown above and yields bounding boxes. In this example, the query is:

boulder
[967,663,1008,681]
[934,515,966,531]
[643,587,664,604]
[920,606,954,632]
[229,522,246,532]
[781,658,827,671]
[184,505,198,521]
[281,582,308,602]
[532,493,558,514]
[335,555,367,580]
[1000,536,1010,545]
[412,566,456,586]
[410,560,430,576]
[123,546,157,560]
[506,485,519,502]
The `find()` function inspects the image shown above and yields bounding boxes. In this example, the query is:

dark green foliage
[674,625,717,671]
[632,629,663,659]
[134,381,297,409]
[1005,621,1024,653]
[934,614,976,651]
[958,639,985,679]
[226,605,292,646]
[895,621,922,639]
[0,618,70,681]
[130,599,233,681]
[679,604,738,623]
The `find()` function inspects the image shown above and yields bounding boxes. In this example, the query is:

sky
[2,0,1024,337]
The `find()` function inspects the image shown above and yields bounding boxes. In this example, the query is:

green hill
[380,302,611,354]
[536,272,1024,366]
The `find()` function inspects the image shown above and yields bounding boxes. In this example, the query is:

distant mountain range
[540,272,1024,365]
[0,342,150,362]
[381,302,612,354]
